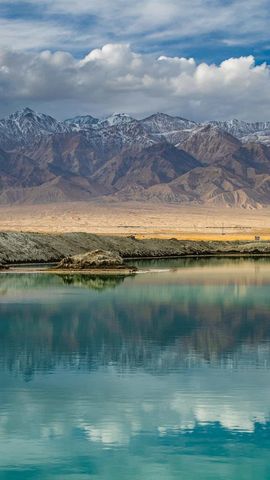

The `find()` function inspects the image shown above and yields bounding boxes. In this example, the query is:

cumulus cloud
[0,1,269,120]
[1,44,270,120]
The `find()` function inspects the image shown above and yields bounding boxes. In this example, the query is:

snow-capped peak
[11,107,35,117]
[0,108,69,149]
[100,113,136,127]
[2,107,270,152]
[64,115,99,128]
[141,112,197,135]
[205,119,270,139]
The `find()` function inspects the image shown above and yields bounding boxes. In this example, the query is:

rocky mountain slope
[0,108,69,150]
[206,118,270,135]
[1,108,270,207]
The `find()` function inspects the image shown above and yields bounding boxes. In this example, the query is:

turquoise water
[1,258,270,479]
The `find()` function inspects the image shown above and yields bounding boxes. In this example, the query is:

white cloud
[0,18,73,51]
[0,0,269,53]
[1,44,270,121]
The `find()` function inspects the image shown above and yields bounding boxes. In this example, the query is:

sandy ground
[1,201,270,240]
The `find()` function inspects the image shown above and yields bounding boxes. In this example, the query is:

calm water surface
[1,258,270,479]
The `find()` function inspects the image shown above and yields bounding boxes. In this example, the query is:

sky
[0,0,270,120]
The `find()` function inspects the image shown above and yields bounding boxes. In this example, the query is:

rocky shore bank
[1,231,270,265]
[54,249,137,274]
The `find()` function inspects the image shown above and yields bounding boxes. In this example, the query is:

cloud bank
[1,44,270,121]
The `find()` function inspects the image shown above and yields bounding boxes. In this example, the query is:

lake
[1,257,270,479]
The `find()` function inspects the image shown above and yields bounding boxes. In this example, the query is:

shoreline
[1,267,137,275]
[2,231,270,267]
[2,254,270,276]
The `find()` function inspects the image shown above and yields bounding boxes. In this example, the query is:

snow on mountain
[64,115,99,129]
[2,107,270,154]
[206,119,270,139]
[99,113,135,127]
[63,112,158,160]
[81,116,157,158]
[0,108,70,149]
[2,108,270,207]
[64,113,157,158]
[141,112,197,134]
[241,133,270,147]
[141,112,198,145]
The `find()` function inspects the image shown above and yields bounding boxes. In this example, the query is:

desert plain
[0,201,270,241]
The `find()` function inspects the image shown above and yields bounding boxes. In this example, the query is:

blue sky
[0,0,269,62]
[0,0,270,120]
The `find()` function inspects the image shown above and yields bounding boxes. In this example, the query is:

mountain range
[1,107,270,207]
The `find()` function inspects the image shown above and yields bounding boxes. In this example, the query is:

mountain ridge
[2,108,270,207]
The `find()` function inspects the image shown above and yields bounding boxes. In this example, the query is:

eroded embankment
[1,232,270,265]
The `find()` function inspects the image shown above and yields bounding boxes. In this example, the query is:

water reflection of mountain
[2,262,270,476]
[59,274,128,290]
[0,273,129,293]
[1,272,270,378]
[130,256,270,270]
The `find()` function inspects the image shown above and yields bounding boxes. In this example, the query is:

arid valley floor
[1,201,270,241]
